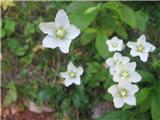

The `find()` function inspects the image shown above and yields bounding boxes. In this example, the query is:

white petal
[108,84,118,96]
[59,39,72,53]
[60,72,68,78]
[64,79,74,87]
[76,66,84,76]
[127,62,136,71]
[39,22,56,36]
[67,62,76,71]
[74,77,81,85]
[130,71,142,83]
[139,53,149,62]
[67,24,80,39]
[113,52,122,59]
[137,34,146,43]
[42,35,58,49]
[113,97,124,108]
[130,49,138,57]
[124,95,136,105]
[121,57,130,64]
[55,9,69,27]
[105,58,114,67]
[125,83,139,95]
[109,67,116,75]
[147,43,156,52]
[127,42,136,49]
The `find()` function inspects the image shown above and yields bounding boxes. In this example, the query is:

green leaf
[81,29,96,45]
[20,53,34,65]
[3,82,17,106]
[97,110,132,120]
[24,23,35,36]
[37,87,54,102]
[4,18,16,35]
[72,88,89,108]
[67,1,97,30]
[136,88,151,105]
[137,70,157,83]
[104,2,136,28]
[95,33,111,58]
[151,88,160,120]
[137,88,152,113]
[135,11,149,32]
[99,13,116,36]
[115,25,128,39]
[61,98,71,114]
[7,39,26,56]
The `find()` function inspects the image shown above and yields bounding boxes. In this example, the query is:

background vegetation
[1,1,160,120]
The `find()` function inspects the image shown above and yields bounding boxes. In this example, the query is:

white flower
[106,36,124,52]
[127,34,156,62]
[105,52,130,75]
[39,9,80,53]
[113,62,142,83]
[60,62,84,87]
[108,81,139,108]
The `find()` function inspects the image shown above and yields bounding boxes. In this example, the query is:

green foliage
[1,1,160,120]
[7,39,27,56]
[97,110,132,120]
[3,82,17,106]
[96,34,111,59]
[151,88,160,120]
[104,2,136,28]
[67,1,97,30]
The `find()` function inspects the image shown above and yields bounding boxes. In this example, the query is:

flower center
[119,89,128,98]
[69,72,77,78]
[120,71,129,78]
[112,43,118,48]
[137,45,144,52]
[56,28,66,40]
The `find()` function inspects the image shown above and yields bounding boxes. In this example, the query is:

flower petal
[108,85,118,96]
[74,77,81,85]
[105,57,114,67]
[55,9,69,27]
[124,95,136,105]
[113,97,124,108]
[137,34,146,43]
[67,24,80,39]
[64,79,74,87]
[60,72,68,78]
[127,42,136,49]
[59,39,72,53]
[125,83,139,95]
[76,66,84,76]
[39,22,56,36]
[139,53,149,62]
[130,71,142,83]
[67,62,76,71]
[42,35,58,49]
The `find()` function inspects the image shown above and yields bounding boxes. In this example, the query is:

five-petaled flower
[39,9,80,53]
[113,62,142,83]
[105,52,130,75]
[127,34,156,62]
[106,36,124,52]
[108,81,139,108]
[60,62,84,87]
